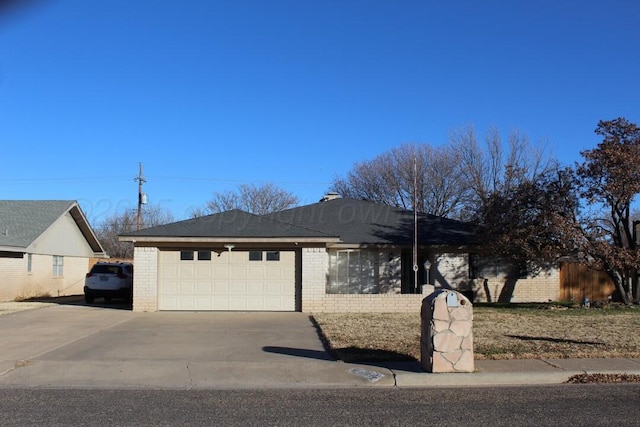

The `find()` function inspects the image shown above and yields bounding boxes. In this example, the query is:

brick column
[132,246,159,312]
[301,247,328,312]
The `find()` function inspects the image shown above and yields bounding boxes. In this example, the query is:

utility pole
[413,153,418,293]
[135,162,146,231]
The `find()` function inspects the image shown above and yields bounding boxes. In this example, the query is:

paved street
[0,385,639,426]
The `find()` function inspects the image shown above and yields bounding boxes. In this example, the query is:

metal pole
[135,163,146,231]
[413,153,418,292]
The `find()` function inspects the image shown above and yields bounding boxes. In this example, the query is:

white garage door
[158,250,296,311]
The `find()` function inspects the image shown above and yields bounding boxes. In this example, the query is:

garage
[158,249,296,311]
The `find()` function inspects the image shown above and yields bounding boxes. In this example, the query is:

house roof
[122,198,476,248]
[0,200,104,253]
[120,209,339,243]
[266,198,476,247]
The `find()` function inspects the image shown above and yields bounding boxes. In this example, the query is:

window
[266,251,280,261]
[52,256,63,276]
[328,250,378,294]
[249,251,263,261]
[180,251,194,261]
[197,250,211,261]
[27,254,32,273]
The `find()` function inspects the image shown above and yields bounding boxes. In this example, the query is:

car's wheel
[84,294,94,304]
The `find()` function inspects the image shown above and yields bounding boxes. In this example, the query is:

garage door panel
[195,265,213,278]
[213,282,229,293]
[196,282,213,293]
[230,266,247,278]
[159,250,296,311]
[212,297,230,310]
[179,265,196,277]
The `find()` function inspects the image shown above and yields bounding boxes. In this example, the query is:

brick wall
[310,293,427,313]
[0,256,25,301]
[0,254,89,301]
[472,268,560,303]
[132,246,158,312]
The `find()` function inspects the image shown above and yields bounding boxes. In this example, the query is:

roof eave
[118,236,341,244]
[68,203,106,254]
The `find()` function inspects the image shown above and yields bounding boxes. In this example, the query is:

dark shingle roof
[266,198,476,246]
[123,199,476,247]
[123,209,337,239]
[0,200,77,248]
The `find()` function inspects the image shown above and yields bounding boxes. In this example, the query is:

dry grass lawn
[312,305,640,362]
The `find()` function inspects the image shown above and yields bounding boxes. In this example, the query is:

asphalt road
[1,385,638,426]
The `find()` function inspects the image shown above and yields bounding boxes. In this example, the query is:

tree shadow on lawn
[506,335,604,346]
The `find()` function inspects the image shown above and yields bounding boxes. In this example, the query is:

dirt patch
[567,373,640,383]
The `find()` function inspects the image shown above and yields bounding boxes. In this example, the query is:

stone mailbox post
[420,289,474,373]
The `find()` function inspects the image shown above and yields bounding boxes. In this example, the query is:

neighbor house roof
[120,209,340,244]
[0,200,104,253]
[266,198,476,247]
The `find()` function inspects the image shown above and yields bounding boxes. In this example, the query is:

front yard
[312,304,640,362]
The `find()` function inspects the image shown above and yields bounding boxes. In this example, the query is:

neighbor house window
[328,250,378,294]
[52,256,63,276]
[27,254,32,273]
[249,251,263,261]
[197,250,211,261]
[180,251,194,261]
[266,251,280,261]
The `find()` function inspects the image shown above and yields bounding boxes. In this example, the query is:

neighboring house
[0,200,106,301]
[122,196,495,313]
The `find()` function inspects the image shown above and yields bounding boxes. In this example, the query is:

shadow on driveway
[18,295,132,311]
[262,346,335,361]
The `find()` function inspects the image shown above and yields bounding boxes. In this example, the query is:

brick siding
[132,246,159,312]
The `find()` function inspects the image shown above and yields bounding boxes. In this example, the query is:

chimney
[320,192,341,202]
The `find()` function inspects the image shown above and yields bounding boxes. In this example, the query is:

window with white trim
[52,255,63,276]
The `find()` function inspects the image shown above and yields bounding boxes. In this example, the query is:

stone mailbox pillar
[420,289,474,373]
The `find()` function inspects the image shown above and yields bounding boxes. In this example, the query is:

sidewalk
[373,357,640,387]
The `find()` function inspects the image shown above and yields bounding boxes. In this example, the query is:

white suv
[84,262,134,304]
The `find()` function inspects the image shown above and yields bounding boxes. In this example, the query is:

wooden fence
[559,262,616,302]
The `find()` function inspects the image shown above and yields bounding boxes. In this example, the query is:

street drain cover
[348,368,385,383]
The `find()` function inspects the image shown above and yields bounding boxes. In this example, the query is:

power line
[149,175,331,186]
[0,176,131,184]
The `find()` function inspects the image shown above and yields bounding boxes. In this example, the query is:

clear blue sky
[1,1,638,224]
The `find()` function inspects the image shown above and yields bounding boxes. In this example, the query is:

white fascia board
[118,236,340,244]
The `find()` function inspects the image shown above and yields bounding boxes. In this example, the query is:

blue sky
[1,1,639,224]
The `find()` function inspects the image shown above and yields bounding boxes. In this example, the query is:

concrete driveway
[0,304,393,389]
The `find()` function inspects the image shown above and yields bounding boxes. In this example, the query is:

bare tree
[331,144,467,218]
[197,183,299,216]
[449,124,558,219]
[95,205,174,258]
